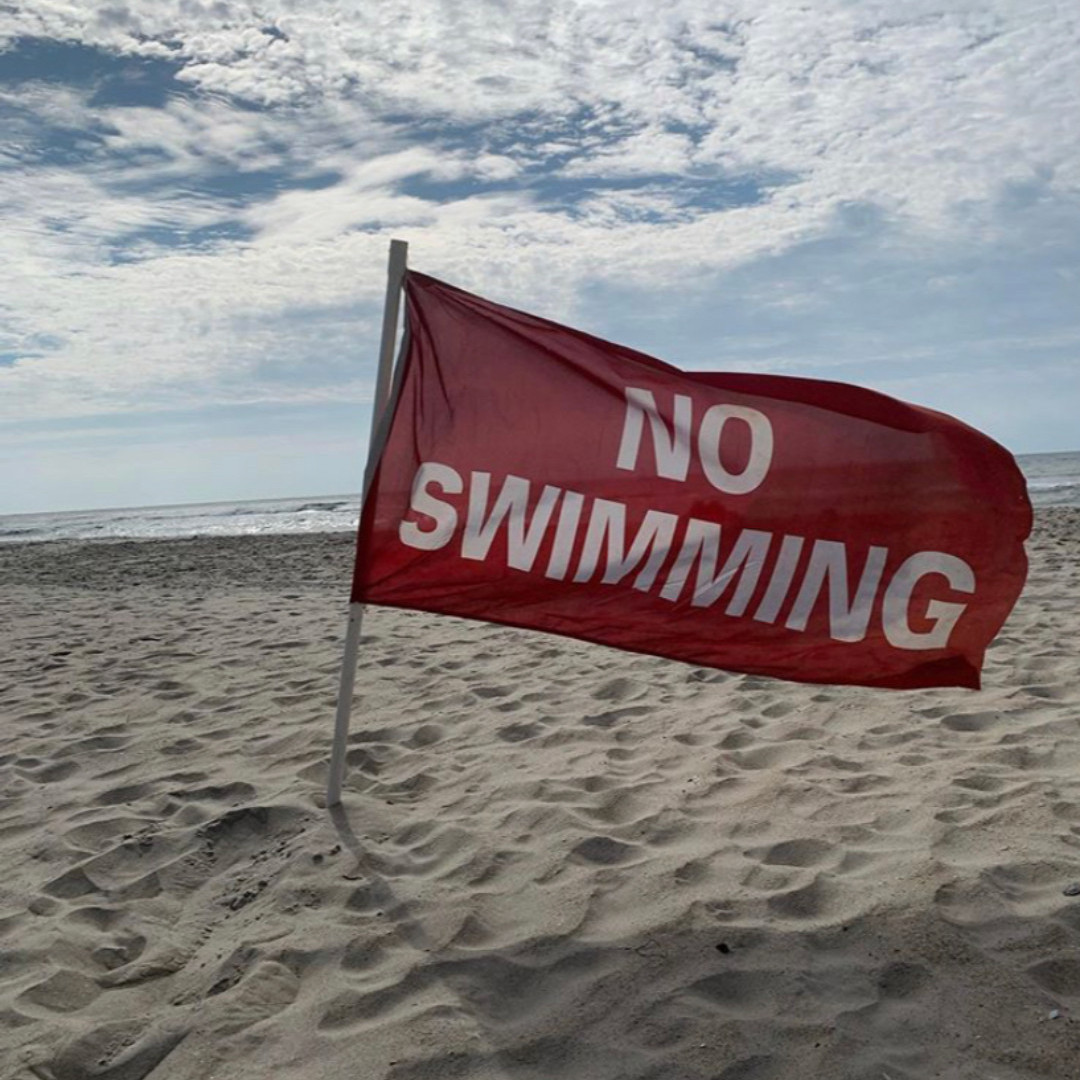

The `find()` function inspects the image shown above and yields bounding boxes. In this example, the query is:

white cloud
[0,0,1077,444]
[560,127,697,178]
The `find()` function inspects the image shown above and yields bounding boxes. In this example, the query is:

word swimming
[398,462,976,652]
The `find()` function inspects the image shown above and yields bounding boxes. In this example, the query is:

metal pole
[373,239,409,415]
[327,239,408,807]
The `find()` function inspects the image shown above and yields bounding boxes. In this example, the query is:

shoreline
[1,499,1073,561]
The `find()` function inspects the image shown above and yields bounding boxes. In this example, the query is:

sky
[1,1,1078,515]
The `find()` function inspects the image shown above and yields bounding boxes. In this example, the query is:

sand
[0,510,1078,1080]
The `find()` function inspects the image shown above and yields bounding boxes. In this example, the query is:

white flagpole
[326,238,408,807]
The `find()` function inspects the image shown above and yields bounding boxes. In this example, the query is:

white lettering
[615,388,692,481]
[698,403,774,495]
[545,490,585,580]
[461,472,561,571]
[399,462,463,551]
[660,520,771,615]
[786,540,888,642]
[398,466,977,659]
[882,552,975,650]
[573,499,679,591]
[753,534,805,624]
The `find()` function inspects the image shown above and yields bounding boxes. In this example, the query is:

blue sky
[1,1,1078,514]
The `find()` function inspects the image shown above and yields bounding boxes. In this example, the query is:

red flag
[351,272,1031,690]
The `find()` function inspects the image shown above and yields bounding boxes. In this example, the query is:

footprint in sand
[20,760,80,783]
[340,936,390,972]
[406,723,444,748]
[92,932,147,971]
[714,1055,786,1080]
[729,744,805,770]
[204,961,300,1035]
[473,684,514,699]
[591,676,644,703]
[43,866,100,900]
[719,729,756,750]
[56,734,129,756]
[582,704,651,729]
[940,711,1002,732]
[877,960,933,999]
[16,969,101,1015]
[170,781,256,803]
[1027,957,1080,997]
[673,858,712,886]
[64,905,127,932]
[766,874,837,919]
[759,838,836,867]
[682,968,774,1017]
[497,721,544,742]
[760,700,794,719]
[672,731,708,746]
[94,781,158,807]
[43,1018,188,1080]
[571,836,639,865]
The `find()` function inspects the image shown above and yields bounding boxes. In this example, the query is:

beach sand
[1,510,1078,1080]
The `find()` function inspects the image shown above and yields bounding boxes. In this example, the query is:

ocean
[2,451,1078,545]
[0,496,361,545]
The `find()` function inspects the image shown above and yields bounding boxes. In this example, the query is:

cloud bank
[1,1,1078,508]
